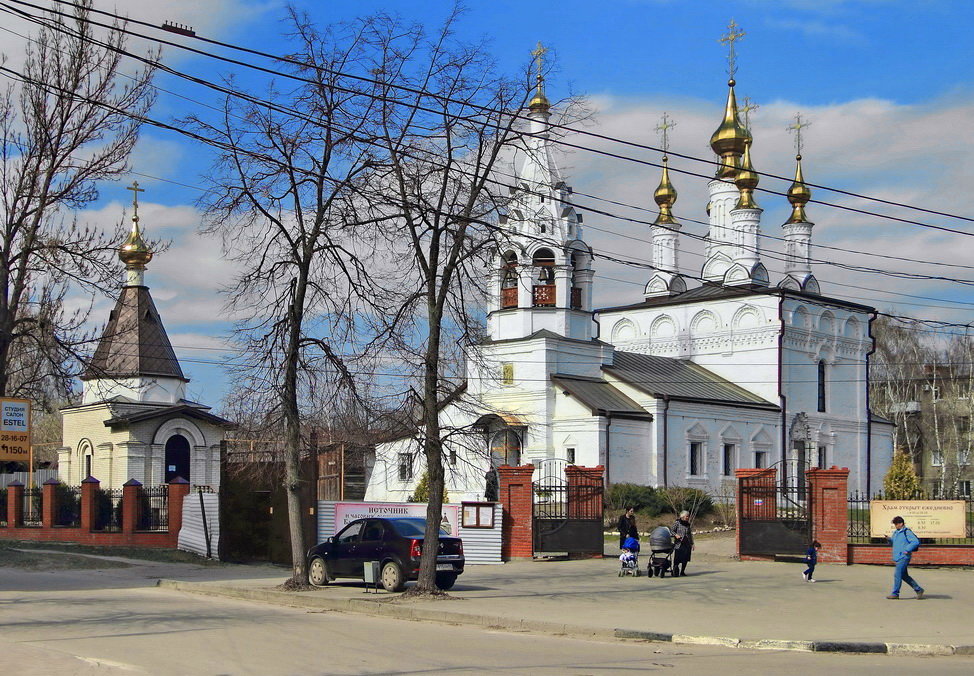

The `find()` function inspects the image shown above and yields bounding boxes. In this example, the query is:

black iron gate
[739,474,811,556]
[533,459,604,554]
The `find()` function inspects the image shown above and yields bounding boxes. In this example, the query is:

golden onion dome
[734,138,759,209]
[709,79,750,179]
[653,156,678,225]
[119,215,152,269]
[529,88,550,112]
[785,154,812,224]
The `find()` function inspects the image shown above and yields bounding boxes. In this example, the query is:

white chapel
[365,53,894,502]
[57,185,232,490]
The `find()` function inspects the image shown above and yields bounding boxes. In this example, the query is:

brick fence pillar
[807,466,850,564]
[167,477,191,541]
[735,468,777,560]
[122,479,142,534]
[80,476,99,532]
[7,480,23,527]
[497,464,535,561]
[42,479,58,528]
[565,465,604,520]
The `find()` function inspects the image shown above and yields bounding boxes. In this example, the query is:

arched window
[490,429,522,467]
[817,360,827,412]
[532,248,556,306]
[500,252,518,309]
[570,252,582,310]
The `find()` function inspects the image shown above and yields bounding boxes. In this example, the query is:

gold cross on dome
[655,112,676,156]
[531,41,548,84]
[719,19,746,79]
[126,180,145,220]
[740,97,759,132]
[787,113,812,156]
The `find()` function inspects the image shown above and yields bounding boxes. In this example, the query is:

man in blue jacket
[887,516,924,600]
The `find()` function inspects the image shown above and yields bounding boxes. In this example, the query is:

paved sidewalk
[158,547,974,656]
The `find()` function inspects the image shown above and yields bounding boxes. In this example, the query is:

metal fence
[136,485,169,532]
[92,488,123,532]
[21,487,43,527]
[54,485,82,528]
[848,491,974,544]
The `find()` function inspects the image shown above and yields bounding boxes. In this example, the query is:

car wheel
[308,557,330,587]
[435,573,458,590]
[381,561,405,592]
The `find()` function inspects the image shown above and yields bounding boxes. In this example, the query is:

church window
[532,248,556,307]
[500,253,518,309]
[501,363,514,385]
[449,447,457,466]
[85,453,92,479]
[398,453,413,482]
[566,447,576,464]
[817,445,827,469]
[722,443,735,476]
[817,360,827,412]
[754,450,767,469]
[689,442,702,476]
[490,429,522,466]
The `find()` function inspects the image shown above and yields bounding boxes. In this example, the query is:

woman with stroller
[617,507,637,550]
[671,510,695,577]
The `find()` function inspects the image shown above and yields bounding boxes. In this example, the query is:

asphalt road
[4,570,974,675]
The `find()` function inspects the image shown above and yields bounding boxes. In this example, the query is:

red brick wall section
[42,480,57,528]
[80,476,98,532]
[565,465,604,520]
[735,468,776,559]
[122,480,141,534]
[849,545,974,566]
[497,464,535,561]
[7,481,23,527]
[807,466,850,564]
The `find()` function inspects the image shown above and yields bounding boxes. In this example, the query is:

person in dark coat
[617,507,637,549]
[670,511,694,577]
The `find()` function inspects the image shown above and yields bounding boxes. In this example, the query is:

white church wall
[605,418,653,485]
[869,422,894,495]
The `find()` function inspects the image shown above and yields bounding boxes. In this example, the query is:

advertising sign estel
[0,398,31,462]
[333,502,462,536]
[869,500,967,539]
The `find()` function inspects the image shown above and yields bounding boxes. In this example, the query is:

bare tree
[0,0,156,403]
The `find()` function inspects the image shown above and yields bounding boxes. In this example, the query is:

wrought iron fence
[21,487,43,527]
[92,488,123,532]
[54,484,82,528]
[136,485,168,531]
[848,491,974,545]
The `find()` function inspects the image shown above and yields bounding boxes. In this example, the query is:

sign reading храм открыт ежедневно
[0,398,31,462]
[869,500,967,539]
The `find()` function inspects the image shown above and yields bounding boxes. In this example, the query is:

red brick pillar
[167,477,191,542]
[497,464,535,561]
[7,480,23,527]
[80,476,99,532]
[122,479,141,534]
[566,465,604,519]
[807,466,850,564]
[735,468,777,560]
[42,479,58,528]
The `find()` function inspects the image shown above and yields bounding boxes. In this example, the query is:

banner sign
[869,500,967,539]
[333,502,462,536]
[0,398,31,462]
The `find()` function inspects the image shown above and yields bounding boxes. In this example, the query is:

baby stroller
[618,535,641,577]
[647,526,674,578]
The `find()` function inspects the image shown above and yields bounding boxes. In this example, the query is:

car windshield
[389,518,449,537]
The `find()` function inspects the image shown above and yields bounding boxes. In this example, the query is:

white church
[366,59,894,502]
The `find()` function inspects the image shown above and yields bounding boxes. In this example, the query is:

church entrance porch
[532,459,604,556]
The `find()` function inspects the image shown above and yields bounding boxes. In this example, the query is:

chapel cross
[787,113,812,157]
[719,19,746,80]
[531,41,548,87]
[655,112,676,157]
[740,97,759,132]
[126,180,145,220]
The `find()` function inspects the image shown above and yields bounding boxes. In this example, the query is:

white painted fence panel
[316,501,503,564]
[178,491,220,559]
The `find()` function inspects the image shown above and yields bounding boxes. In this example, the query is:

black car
[306,517,465,592]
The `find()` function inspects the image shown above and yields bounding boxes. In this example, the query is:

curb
[157,580,973,658]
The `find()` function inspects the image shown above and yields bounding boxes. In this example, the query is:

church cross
[655,112,676,157]
[126,180,145,220]
[787,113,812,157]
[740,97,759,132]
[531,41,548,88]
[719,19,746,80]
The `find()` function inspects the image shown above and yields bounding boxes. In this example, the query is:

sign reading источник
[0,398,31,462]
[869,500,967,539]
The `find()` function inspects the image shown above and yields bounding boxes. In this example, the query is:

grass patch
[0,540,223,566]
[0,544,131,571]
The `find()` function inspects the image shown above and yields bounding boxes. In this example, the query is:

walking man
[618,507,637,550]
[887,516,924,600]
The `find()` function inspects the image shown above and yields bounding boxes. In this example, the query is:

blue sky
[4,0,974,408]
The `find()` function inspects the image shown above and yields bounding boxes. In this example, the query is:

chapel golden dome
[709,79,750,179]
[734,138,759,209]
[119,181,152,269]
[653,157,678,225]
[785,154,812,224]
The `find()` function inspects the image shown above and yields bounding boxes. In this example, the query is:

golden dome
[529,88,550,112]
[785,154,812,224]
[734,138,759,209]
[119,214,152,269]
[653,156,678,225]
[709,79,750,179]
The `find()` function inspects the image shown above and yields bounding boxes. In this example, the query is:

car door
[356,519,386,578]
[331,521,363,577]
